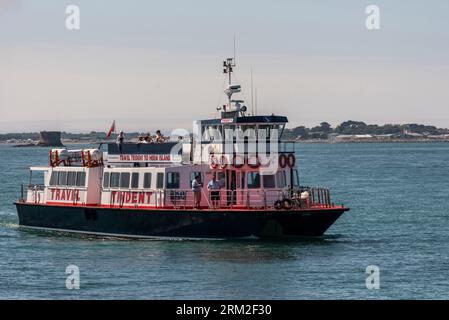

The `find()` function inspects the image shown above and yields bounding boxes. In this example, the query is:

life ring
[274,200,283,210]
[219,154,228,170]
[287,153,296,168]
[279,154,287,168]
[210,155,219,170]
[247,155,260,168]
[232,154,245,168]
[282,198,293,210]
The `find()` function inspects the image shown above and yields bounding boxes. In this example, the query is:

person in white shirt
[191,175,203,209]
[207,173,221,208]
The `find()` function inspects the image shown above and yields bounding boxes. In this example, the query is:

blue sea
[1,142,448,299]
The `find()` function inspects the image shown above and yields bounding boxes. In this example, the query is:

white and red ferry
[15,58,349,239]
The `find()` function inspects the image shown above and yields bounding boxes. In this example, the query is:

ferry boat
[15,58,349,239]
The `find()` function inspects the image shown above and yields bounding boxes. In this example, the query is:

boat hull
[15,203,348,239]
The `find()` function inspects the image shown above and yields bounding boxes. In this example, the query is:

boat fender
[210,155,219,170]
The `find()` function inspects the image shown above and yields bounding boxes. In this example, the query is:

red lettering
[146,192,152,204]
[51,189,55,200]
[125,192,131,203]
[56,189,60,200]
[131,192,137,204]
[138,192,145,203]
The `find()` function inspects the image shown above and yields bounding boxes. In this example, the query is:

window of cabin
[276,171,285,188]
[156,172,164,189]
[190,171,204,184]
[166,172,180,189]
[131,172,139,189]
[76,172,86,187]
[143,173,152,189]
[50,171,58,186]
[120,172,130,189]
[103,172,110,188]
[263,174,276,188]
[292,169,299,187]
[247,172,260,189]
[283,171,287,187]
[58,171,67,186]
[110,172,120,188]
[67,172,77,186]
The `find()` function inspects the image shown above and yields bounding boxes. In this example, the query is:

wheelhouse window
[292,169,299,187]
[103,172,110,188]
[247,172,260,189]
[131,172,139,189]
[156,172,164,189]
[143,173,152,189]
[263,174,276,188]
[166,172,180,189]
[276,171,285,188]
[120,172,130,189]
[110,172,120,188]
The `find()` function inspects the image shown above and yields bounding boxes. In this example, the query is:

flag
[105,120,116,139]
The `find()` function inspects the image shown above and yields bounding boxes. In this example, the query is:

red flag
[105,120,116,139]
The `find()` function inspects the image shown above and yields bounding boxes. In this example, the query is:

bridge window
[110,172,120,188]
[67,172,77,186]
[76,172,86,187]
[50,171,58,186]
[166,172,180,189]
[120,173,130,189]
[103,172,110,188]
[276,171,285,188]
[131,172,139,189]
[292,169,299,186]
[156,172,164,189]
[143,173,152,189]
[247,172,260,189]
[58,171,67,186]
[263,174,276,188]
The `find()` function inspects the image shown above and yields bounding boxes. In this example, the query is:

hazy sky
[1,0,449,133]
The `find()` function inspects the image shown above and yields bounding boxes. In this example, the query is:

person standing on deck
[192,175,203,209]
[207,173,221,208]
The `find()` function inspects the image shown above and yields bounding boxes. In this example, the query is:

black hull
[15,203,348,239]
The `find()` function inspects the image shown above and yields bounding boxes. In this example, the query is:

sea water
[0,142,448,299]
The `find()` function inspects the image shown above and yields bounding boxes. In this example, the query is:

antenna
[251,67,254,115]
[255,88,258,115]
[233,34,236,64]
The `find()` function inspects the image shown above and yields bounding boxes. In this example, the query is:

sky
[0,0,449,133]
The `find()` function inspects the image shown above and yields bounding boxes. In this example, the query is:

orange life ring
[279,154,287,168]
[247,155,260,168]
[232,154,245,168]
[210,155,219,170]
[219,154,228,170]
[287,153,296,168]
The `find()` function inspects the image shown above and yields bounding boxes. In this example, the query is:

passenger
[116,131,125,144]
[207,173,221,208]
[191,174,203,209]
[138,134,145,143]
[144,133,152,143]
[155,130,165,143]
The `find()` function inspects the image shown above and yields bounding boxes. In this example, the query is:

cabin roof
[200,115,288,125]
